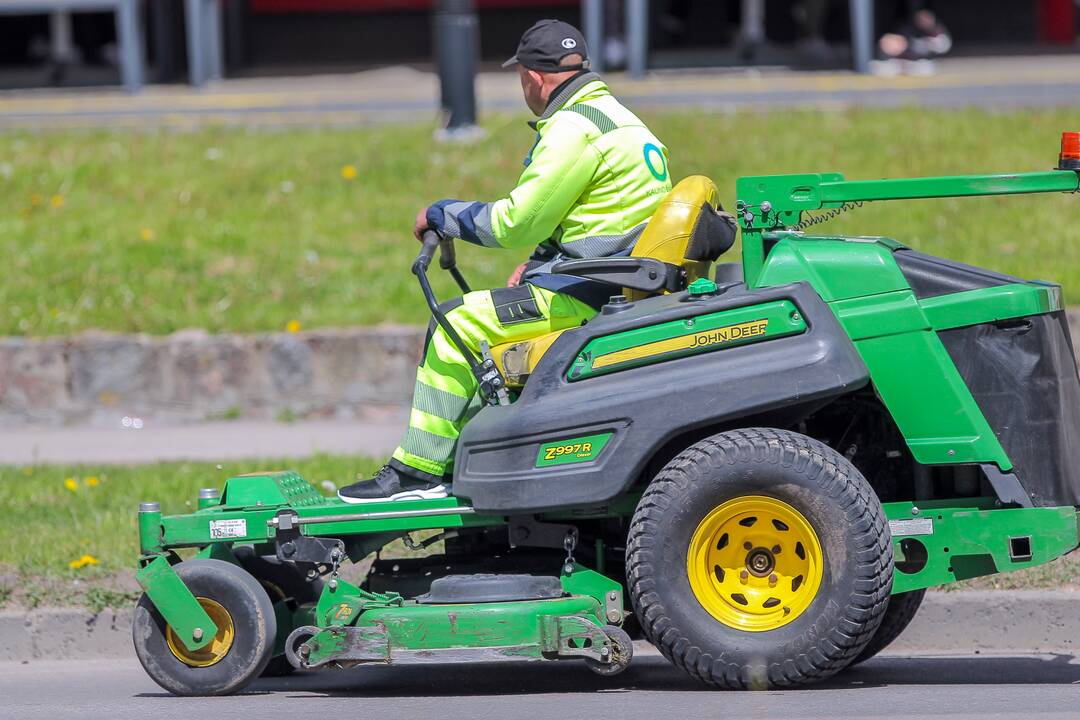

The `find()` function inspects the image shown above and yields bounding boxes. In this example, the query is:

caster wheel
[132,559,276,696]
[586,625,634,676]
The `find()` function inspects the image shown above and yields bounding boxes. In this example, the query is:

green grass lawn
[0,456,381,609]
[1,107,1078,336]
[0,455,1076,610]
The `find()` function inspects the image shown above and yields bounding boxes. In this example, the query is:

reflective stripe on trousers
[392,284,597,477]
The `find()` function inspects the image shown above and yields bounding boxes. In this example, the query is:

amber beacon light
[1060,131,1080,170]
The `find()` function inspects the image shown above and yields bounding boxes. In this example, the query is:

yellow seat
[493,175,733,386]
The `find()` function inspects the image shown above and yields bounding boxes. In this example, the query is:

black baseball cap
[502,19,589,73]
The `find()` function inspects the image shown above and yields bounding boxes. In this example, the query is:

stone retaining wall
[0,327,425,427]
[1,310,1078,428]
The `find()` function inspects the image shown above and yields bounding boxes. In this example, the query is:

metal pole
[626,0,648,79]
[582,0,604,74]
[205,0,224,81]
[184,0,206,86]
[115,0,144,92]
[49,10,74,65]
[849,0,873,74]
[741,0,765,45]
[434,0,480,139]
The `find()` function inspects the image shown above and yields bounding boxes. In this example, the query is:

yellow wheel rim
[687,495,824,632]
[165,597,235,668]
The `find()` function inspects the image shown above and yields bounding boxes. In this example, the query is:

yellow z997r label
[592,319,770,370]
[543,442,593,461]
[535,433,612,467]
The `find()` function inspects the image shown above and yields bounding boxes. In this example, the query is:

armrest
[550,257,685,293]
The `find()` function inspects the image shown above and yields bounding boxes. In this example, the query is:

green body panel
[358,596,602,649]
[219,471,330,509]
[882,500,1079,594]
[920,282,1063,330]
[535,433,613,467]
[757,237,1012,467]
[298,562,617,667]
[567,299,805,381]
[141,475,504,550]
[755,237,911,302]
[135,555,217,652]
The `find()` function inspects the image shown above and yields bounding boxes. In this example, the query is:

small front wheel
[585,625,634,676]
[132,559,277,696]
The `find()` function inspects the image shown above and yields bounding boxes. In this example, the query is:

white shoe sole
[337,484,448,504]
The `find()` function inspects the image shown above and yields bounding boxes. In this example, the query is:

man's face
[518,66,546,116]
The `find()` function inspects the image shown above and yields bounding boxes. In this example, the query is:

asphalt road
[3,650,1079,720]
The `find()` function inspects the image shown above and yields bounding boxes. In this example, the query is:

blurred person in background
[872,1,953,75]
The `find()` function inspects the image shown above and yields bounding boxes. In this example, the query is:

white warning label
[889,518,934,537]
[209,518,248,539]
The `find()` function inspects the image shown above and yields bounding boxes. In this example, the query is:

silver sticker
[209,518,247,539]
[889,518,934,537]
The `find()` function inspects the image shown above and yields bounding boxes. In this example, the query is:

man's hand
[413,206,430,240]
[506,262,529,288]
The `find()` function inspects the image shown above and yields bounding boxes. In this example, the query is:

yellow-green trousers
[392,284,597,478]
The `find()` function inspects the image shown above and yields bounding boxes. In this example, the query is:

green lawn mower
[133,133,1080,696]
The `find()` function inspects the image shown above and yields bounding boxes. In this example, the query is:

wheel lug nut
[768,573,778,586]
[783,606,791,615]
[740,570,749,583]
[743,541,753,551]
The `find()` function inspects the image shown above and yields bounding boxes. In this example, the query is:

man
[338,19,672,503]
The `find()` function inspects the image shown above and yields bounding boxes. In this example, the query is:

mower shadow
[239,652,1080,698]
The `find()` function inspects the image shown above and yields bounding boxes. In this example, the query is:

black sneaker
[337,461,449,504]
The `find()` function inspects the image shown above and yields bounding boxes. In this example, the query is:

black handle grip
[413,230,441,274]
[439,236,457,270]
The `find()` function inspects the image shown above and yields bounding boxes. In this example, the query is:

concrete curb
[2,591,1077,663]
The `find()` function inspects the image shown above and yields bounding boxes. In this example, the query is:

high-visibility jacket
[425,72,672,306]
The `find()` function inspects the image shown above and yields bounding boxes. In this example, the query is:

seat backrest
[627,175,735,300]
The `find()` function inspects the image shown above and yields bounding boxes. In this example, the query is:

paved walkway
[0,413,407,465]
[0,55,1078,129]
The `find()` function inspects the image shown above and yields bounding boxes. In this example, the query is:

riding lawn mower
[132,132,1080,695]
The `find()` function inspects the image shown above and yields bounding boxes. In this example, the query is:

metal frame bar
[737,169,1080,287]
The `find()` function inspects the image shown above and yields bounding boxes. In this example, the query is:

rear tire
[627,428,893,689]
[132,559,276,696]
[850,589,926,665]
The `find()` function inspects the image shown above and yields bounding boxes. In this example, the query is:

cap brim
[501,55,519,68]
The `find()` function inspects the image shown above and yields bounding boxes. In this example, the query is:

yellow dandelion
[21,467,33,476]
[84,476,99,488]
[64,478,79,492]
[139,227,155,241]
[340,164,358,181]
[285,319,301,333]
[29,194,43,206]
[68,554,99,570]
[50,194,64,208]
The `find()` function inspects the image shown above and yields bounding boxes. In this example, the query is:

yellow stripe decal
[592,319,769,370]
